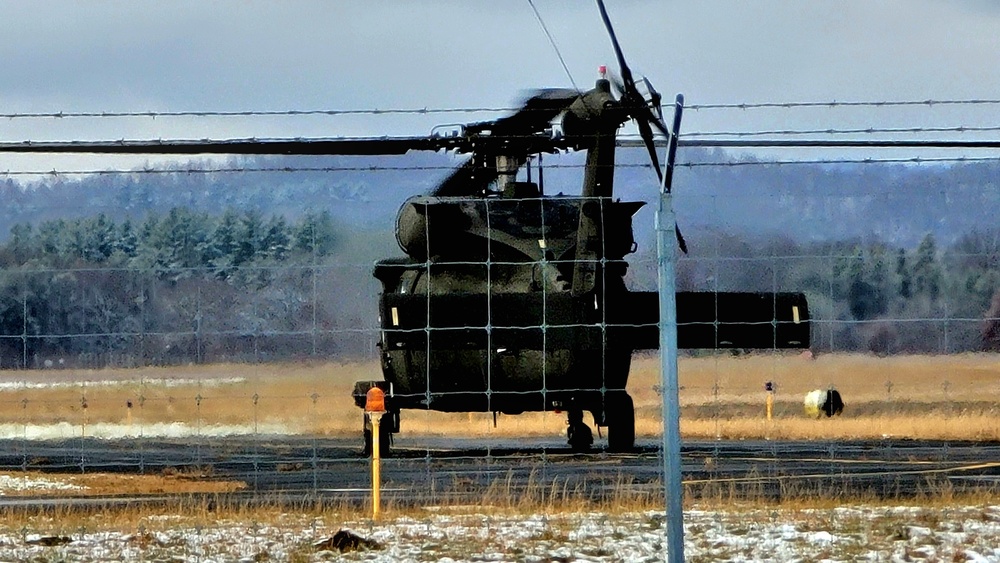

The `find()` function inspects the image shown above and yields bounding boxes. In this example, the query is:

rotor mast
[570,70,622,296]
[495,155,520,195]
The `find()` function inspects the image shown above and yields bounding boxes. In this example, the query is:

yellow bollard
[81,396,88,438]
[365,387,387,521]
[370,412,383,519]
[764,381,774,421]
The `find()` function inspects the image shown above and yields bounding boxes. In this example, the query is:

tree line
[1,206,998,369]
[662,229,1000,355]
[2,207,338,279]
[0,208,357,368]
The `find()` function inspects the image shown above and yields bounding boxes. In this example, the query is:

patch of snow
[0,474,85,493]
[808,530,834,543]
[0,504,999,561]
[0,421,290,440]
[0,377,246,391]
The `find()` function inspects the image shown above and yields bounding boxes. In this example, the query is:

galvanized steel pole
[658,93,685,563]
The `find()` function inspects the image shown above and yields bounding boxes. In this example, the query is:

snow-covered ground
[0,420,290,440]
[0,376,246,390]
[2,505,1000,561]
[0,474,84,493]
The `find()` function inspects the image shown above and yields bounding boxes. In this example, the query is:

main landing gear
[565,392,636,453]
[605,392,635,453]
[567,409,594,452]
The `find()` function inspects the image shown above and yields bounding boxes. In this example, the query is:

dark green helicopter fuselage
[371,192,645,418]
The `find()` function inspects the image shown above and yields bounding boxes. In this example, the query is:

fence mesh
[1,101,1000,559]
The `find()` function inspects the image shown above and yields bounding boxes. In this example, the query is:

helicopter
[349,1,811,453]
[0,1,810,454]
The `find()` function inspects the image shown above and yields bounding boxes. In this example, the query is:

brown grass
[0,496,330,537]
[659,352,1000,441]
[0,470,245,496]
[1,355,997,532]
[0,469,996,531]
[0,353,999,441]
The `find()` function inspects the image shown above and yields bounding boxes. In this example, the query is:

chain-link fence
[1,100,1000,559]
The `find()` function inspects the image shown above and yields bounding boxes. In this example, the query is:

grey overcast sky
[2,0,1000,167]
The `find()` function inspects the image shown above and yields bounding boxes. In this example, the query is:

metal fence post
[658,93,685,563]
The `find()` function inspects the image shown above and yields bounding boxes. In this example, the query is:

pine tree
[80,213,116,263]
[896,248,911,299]
[293,211,337,258]
[115,219,138,258]
[262,215,291,261]
[139,207,212,280]
[210,209,241,276]
[912,233,941,300]
[234,210,264,266]
[36,219,68,257]
[7,223,35,265]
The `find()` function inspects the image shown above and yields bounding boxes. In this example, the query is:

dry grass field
[0,471,245,497]
[0,352,998,441]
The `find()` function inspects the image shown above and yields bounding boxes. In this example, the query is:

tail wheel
[606,393,635,452]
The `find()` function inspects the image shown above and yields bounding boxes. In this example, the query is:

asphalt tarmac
[2,436,999,506]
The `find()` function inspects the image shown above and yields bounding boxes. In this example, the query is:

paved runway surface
[2,436,999,506]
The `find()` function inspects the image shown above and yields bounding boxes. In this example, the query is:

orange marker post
[365,387,387,520]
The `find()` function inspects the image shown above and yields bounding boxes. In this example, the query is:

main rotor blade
[0,137,442,156]
[595,0,670,177]
[636,114,662,183]
[610,77,669,139]
[491,88,580,138]
[431,89,580,196]
[675,224,688,254]
[596,0,636,90]
[630,102,670,141]
[522,88,581,107]
[641,77,664,121]
[431,156,498,197]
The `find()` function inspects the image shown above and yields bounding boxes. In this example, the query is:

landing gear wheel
[566,409,594,452]
[362,414,393,457]
[606,393,635,453]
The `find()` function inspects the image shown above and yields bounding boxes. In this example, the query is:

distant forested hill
[2,148,998,247]
[0,148,997,367]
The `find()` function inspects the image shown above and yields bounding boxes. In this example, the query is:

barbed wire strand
[687,99,1000,110]
[683,125,1000,138]
[5,98,1000,120]
[4,130,1000,155]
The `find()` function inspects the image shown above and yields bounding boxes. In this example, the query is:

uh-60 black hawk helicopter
[350,1,811,453]
[0,1,809,453]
